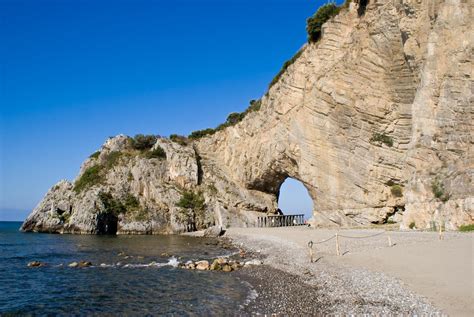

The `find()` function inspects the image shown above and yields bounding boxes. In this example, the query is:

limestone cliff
[22,0,473,234]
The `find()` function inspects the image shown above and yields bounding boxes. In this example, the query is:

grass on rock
[458,224,474,232]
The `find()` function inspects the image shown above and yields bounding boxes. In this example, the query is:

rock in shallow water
[210,259,220,271]
[68,261,92,268]
[222,264,233,272]
[27,261,45,267]
[195,260,209,271]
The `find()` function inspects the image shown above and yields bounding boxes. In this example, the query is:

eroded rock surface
[22,0,473,234]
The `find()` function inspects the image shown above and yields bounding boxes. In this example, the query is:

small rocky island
[22,0,473,234]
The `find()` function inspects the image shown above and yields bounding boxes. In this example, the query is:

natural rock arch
[21,1,473,234]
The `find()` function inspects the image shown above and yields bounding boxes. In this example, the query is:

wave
[96,256,180,269]
[239,280,258,308]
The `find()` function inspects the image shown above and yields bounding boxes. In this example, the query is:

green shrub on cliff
[145,146,166,159]
[431,177,450,202]
[130,134,157,150]
[248,99,262,112]
[98,192,140,215]
[74,165,103,193]
[170,134,189,146]
[269,48,304,89]
[176,190,205,210]
[98,192,127,215]
[370,133,394,147]
[188,99,263,140]
[74,151,125,193]
[189,128,216,140]
[390,185,403,197]
[459,224,474,232]
[176,190,206,231]
[225,112,245,126]
[123,193,140,211]
[89,151,101,159]
[104,151,123,168]
[306,3,340,43]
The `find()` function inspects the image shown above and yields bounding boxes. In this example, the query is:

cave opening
[277,178,313,221]
[97,212,118,235]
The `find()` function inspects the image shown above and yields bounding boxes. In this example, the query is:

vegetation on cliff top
[74,151,124,193]
[186,1,351,139]
[74,135,166,193]
[188,99,261,140]
[129,134,157,151]
[268,48,305,89]
[145,147,167,159]
[268,1,356,90]
[74,165,103,193]
[89,151,101,159]
[306,3,341,43]
[169,134,189,146]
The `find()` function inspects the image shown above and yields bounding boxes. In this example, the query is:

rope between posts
[313,235,336,245]
[307,230,393,260]
[308,231,389,247]
[338,231,386,239]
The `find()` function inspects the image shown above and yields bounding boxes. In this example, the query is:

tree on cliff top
[306,3,340,43]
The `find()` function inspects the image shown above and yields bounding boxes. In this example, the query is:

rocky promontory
[22,0,473,234]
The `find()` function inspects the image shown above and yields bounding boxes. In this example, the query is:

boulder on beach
[203,225,225,237]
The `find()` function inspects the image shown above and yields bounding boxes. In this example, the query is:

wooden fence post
[336,233,341,256]
[387,233,392,247]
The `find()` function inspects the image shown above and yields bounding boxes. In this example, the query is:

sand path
[227,227,473,316]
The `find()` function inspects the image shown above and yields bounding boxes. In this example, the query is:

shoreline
[226,227,473,316]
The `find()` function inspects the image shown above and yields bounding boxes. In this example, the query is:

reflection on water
[0,222,250,315]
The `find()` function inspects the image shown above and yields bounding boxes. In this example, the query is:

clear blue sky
[0,0,331,221]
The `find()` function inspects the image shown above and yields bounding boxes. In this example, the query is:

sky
[0,0,330,221]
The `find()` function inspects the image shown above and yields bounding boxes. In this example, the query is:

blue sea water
[0,222,252,315]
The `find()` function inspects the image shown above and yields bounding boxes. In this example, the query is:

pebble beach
[227,227,473,316]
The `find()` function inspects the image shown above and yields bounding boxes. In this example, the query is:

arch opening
[277,178,314,222]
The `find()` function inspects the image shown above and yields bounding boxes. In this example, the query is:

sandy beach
[226,227,473,316]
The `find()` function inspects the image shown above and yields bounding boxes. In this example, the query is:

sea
[0,221,256,315]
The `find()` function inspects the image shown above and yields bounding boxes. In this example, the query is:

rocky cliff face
[22,0,473,234]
